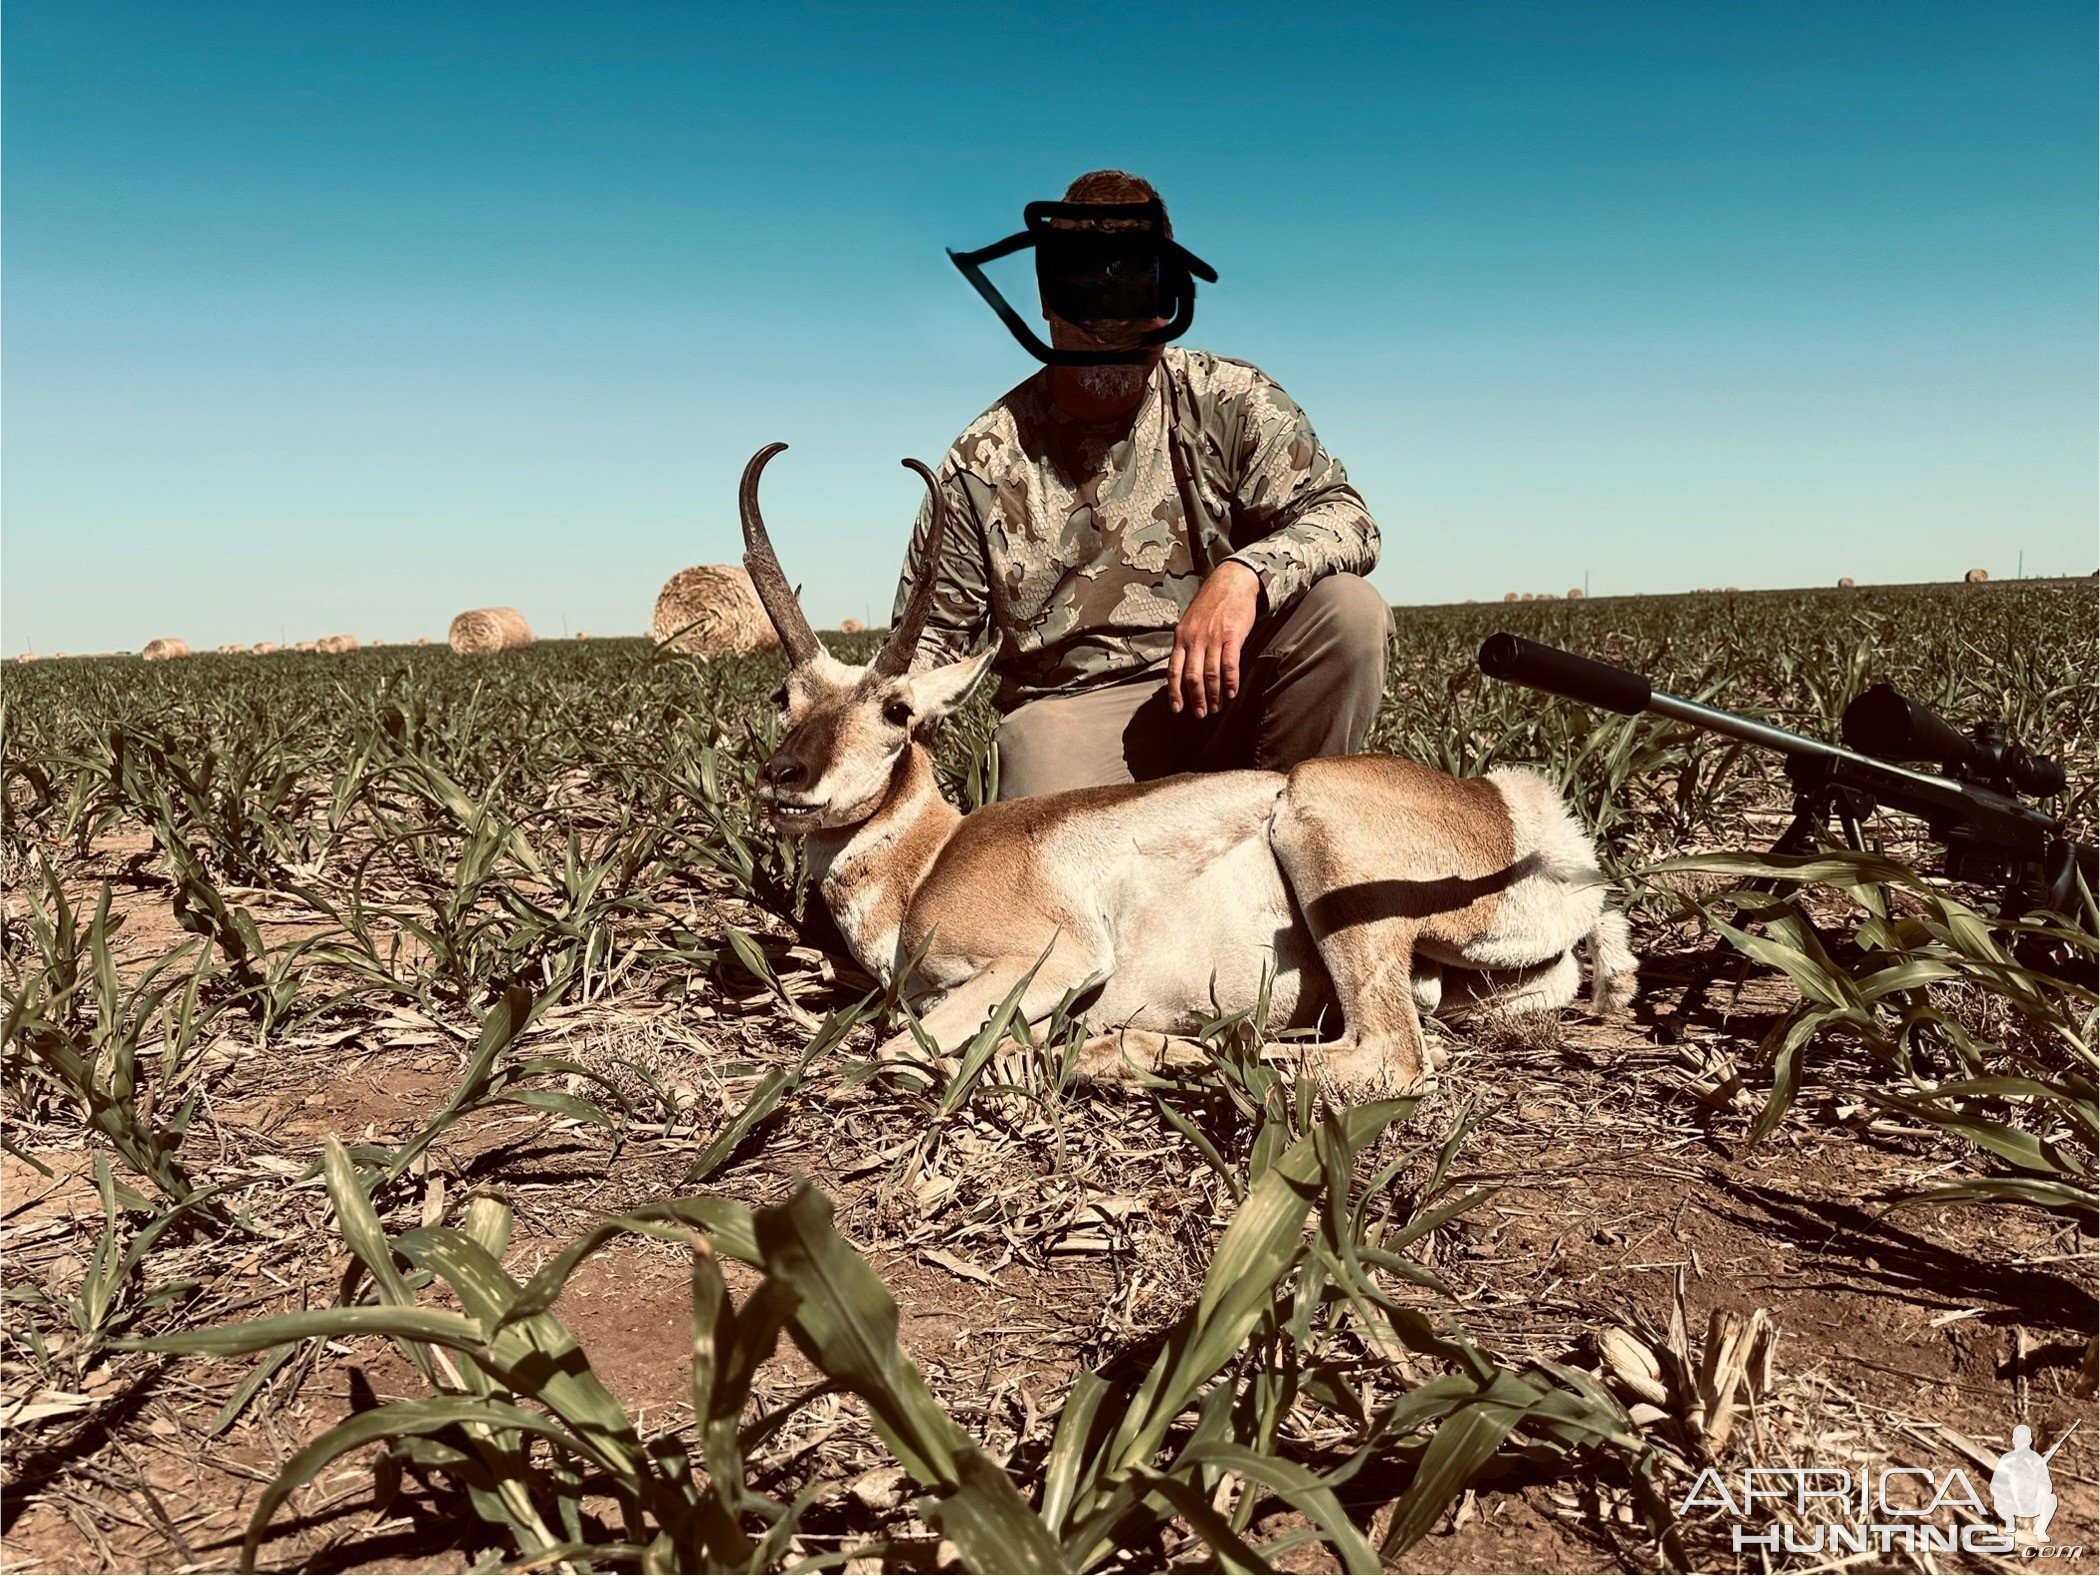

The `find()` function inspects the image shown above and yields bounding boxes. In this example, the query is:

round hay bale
[15,653,37,664]
[839,618,865,634]
[1963,567,1989,584]
[214,643,249,655]
[1724,585,1740,593]
[1519,593,1535,602]
[295,640,318,652]
[253,642,279,654]
[576,631,591,640]
[414,636,432,646]
[448,607,533,655]
[141,638,190,661]
[1837,577,1855,588]
[316,633,360,654]
[1502,592,1520,604]
[652,566,779,656]
[1567,588,1584,600]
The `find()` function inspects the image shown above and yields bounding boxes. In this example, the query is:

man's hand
[1168,561,1262,717]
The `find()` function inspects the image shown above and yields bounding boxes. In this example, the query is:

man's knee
[993,687,1148,799]
[1293,574,1393,654]
[991,707,1057,800]
[1277,575,1391,694]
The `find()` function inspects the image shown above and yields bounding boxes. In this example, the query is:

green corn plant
[349,984,628,1193]
[1653,848,2097,1216]
[2,865,222,1216]
[4,1156,213,1385]
[133,1073,1674,1572]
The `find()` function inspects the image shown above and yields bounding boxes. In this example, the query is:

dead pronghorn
[739,443,1637,1091]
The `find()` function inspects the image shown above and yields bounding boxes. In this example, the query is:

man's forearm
[1226,491,1381,611]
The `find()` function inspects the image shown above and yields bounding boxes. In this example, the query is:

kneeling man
[893,169,1390,799]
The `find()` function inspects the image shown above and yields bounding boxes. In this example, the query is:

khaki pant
[992,574,1392,800]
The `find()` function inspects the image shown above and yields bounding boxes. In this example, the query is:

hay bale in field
[214,643,249,654]
[141,638,190,661]
[1725,585,1740,593]
[1502,592,1520,604]
[15,653,37,664]
[449,607,533,655]
[1963,567,1989,584]
[576,631,591,640]
[1837,577,1855,588]
[1567,588,1584,600]
[839,618,865,634]
[253,641,279,654]
[316,633,359,654]
[414,636,432,646]
[652,565,779,656]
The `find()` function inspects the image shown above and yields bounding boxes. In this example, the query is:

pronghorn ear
[903,646,996,724]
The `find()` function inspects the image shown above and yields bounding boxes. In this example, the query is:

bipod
[1657,754,1878,1046]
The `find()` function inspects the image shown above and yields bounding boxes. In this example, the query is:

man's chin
[1071,362,1150,401]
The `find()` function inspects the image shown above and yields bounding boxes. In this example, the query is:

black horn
[738,442,821,666]
[871,458,949,677]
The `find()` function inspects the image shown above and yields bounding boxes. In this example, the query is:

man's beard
[1070,360,1150,402]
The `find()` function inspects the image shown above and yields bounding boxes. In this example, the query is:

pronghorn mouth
[759,795,829,824]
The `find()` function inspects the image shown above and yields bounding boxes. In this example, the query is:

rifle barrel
[1646,691,1961,795]
[1479,633,1958,795]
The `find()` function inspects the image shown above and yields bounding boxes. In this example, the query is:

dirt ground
[4,835,2096,1574]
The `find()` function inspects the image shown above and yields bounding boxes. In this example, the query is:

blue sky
[5,1,2094,652]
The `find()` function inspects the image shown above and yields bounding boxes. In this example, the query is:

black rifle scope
[1841,684,2067,799]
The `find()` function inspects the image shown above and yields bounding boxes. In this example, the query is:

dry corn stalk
[1592,1269,1777,1463]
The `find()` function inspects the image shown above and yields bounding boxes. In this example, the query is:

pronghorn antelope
[739,443,1637,1091]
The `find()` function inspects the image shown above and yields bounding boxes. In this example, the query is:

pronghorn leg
[1070,1029,1210,1083]
[873,954,1101,1067]
[1070,1028,1409,1087]
[1264,780,1459,1094]
[1267,914,1433,1095]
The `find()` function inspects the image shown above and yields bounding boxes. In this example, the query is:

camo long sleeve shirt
[891,348,1380,711]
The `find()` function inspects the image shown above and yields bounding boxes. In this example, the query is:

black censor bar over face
[948,198,1218,367]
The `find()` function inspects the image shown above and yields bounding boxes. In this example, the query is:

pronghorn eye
[882,699,913,729]
[770,683,789,709]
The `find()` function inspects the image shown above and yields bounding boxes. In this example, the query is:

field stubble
[1,580,2094,1573]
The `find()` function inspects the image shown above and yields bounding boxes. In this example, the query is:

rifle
[1476,633,2096,1027]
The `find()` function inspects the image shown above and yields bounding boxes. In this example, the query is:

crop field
[2,579,2094,1574]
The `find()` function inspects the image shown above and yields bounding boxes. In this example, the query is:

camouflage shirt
[891,347,1380,710]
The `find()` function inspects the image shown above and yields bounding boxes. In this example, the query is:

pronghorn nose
[761,756,807,790]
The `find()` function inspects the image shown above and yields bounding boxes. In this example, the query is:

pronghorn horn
[738,442,821,666]
[872,458,948,678]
